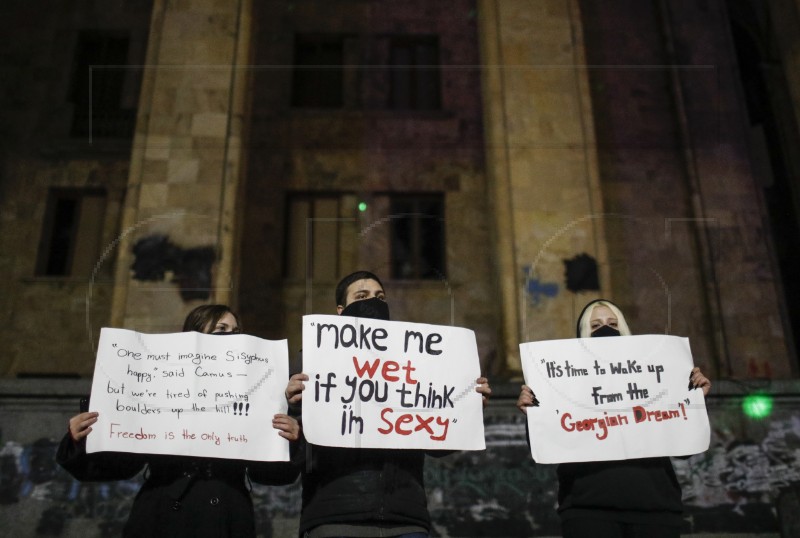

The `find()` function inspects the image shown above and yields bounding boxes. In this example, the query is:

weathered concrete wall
[109,0,254,333]
[239,0,501,376]
[577,0,793,379]
[477,0,608,374]
[0,0,153,377]
[0,379,795,537]
[2,0,798,388]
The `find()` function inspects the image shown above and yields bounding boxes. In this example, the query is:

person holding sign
[517,299,711,538]
[286,270,491,538]
[57,304,300,538]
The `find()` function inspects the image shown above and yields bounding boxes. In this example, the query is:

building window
[390,194,445,279]
[388,36,441,111]
[36,189,107,277]
[290,34,442,111]
[284,194,343,280]
[70,31,136,138]
[292,34,346,108]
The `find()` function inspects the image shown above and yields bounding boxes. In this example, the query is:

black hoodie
[555,300,683,526]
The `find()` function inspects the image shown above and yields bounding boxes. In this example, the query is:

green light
[358,202,368,212]
[742,393,773,419]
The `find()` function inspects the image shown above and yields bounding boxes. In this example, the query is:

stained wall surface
[0,380,795,537]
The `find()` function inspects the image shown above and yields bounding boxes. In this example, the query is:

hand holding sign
[87,328,291,461]
[69,412,99,442]
[301,315,486,451]
[519,334,710,464]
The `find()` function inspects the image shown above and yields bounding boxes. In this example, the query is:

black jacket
[555,299,684,526]
[295,436,432,535]
[56,433,298,537]
[557,458,683,526]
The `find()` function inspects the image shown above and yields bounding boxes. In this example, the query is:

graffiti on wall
[522,265,559,307]
[130,234,216,302]
[0,435,300,537]
[1,410,798,536]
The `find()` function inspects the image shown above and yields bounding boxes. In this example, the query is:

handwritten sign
[86,328,290,461]
[519,335,710,463]
[301,315,485,450]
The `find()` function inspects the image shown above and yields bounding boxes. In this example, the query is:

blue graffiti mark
[523,265,559,305]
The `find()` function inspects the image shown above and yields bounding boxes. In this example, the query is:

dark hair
[335,271,384,307]
[182,304,241,334]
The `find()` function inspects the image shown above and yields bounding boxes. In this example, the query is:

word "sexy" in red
[378,407,450,441]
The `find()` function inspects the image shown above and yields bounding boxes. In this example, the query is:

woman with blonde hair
[517,299,711,538]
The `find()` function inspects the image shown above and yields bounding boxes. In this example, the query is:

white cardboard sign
[301,315,485,450]
[519,334,710,464]
[86,328,290,461]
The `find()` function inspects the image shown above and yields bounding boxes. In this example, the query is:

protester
[286,270,491,538]
[517,299,711,538]
[57,304,299,538]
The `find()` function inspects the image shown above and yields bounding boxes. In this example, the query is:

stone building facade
[3,1,800,536]
[1,0,798,380]
[0,0,154,377]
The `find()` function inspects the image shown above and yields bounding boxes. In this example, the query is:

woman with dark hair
[517,299,711,538]
[181,304,242,334]
[58,304,299,538]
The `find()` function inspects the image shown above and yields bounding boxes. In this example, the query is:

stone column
[477,0,608,374]
[110,0,252,332]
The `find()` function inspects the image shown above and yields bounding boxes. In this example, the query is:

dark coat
[555,299,683,526]
[294,435,437,536]
[289,348,438,536]
[556,458,683,526]
[56,434,298,537]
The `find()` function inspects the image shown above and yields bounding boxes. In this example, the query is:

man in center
[286,270,491,538]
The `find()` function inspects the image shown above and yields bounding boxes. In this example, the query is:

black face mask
[591,325,620,338]
[341,297,390,321]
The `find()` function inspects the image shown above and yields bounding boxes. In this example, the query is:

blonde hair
[577,300,632,338]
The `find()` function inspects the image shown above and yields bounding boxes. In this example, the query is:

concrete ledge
[2,377,800,399]
[0,378,91,398]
